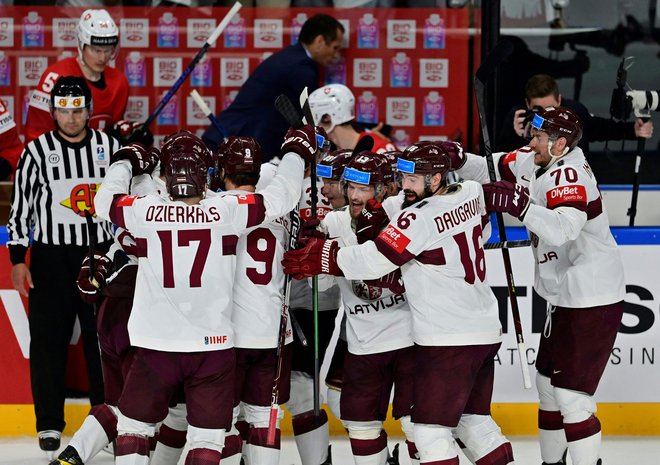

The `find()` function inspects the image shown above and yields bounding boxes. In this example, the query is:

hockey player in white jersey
[93,126,320,465]
[283,141,515,465]
[314,152,416,465]
[479,108,624,465]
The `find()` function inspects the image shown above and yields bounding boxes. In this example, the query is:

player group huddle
[53,104,622,465]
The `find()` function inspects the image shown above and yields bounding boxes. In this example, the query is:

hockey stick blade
[275,95,304,129]
[300,87,315,126]
[475,39,514,84]
[484,239,532,250]
[352,134,374,156]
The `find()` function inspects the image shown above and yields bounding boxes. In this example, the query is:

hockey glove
[298,218,328,242]
[365,269,405,295]
[281,124,318,166]
[111,143,159,176]
[483,181,530,220]
[437,140,467,170]
[282,238,343,279]
[77,252,113,304]
[355,199,389,244]
[107,120,154,148]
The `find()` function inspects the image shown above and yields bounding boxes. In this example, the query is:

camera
[610,57,660,120]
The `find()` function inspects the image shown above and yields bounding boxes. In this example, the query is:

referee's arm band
[8,244,28,265]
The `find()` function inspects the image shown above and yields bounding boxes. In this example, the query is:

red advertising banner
[0,7,469,148]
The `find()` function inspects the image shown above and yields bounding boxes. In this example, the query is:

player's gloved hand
[107,120,154,148]
[281,124,318,166]
[77,252,113,304]
[298,218,327,242]
[437,140,467,170]
[282,238,343,279]
[355,199,389,244]
[111,143,159,176]
[365,268,405,295]
[483,180,530,220]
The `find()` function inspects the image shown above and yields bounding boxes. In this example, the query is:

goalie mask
[308,84,355,133]
[531,106,583,160]
[341,151,393,199]
[77,9,119,61]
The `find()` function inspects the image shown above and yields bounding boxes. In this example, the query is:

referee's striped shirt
[7,129,118,255]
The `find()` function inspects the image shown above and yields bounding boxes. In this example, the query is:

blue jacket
[203,42,319,161]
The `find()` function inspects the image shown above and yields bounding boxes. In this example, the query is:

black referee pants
[28,242,106,432]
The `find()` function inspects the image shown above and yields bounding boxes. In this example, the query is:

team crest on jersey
[351,280,383,301]
[60,183,98,217]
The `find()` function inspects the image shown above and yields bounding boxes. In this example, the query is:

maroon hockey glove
[437,140,467,170]
[365,268,405,295]
[111,143,158,176]
[107,120,154,148]
[281,124,318,166]
[298,218,327,242]
[355,199,389,244]
[483,181,531,220]
[282,238,343,279]
[77,252,113,304]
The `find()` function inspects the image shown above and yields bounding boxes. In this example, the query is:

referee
[7,76,117,459]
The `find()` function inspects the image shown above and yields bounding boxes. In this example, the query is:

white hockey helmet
[77,9,119,59]
[308,84,355,133]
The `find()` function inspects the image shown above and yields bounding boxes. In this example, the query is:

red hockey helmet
[341,151,393,198]
[161,130,212,171]
[397,141,450,176]
[531,106,583,150]
[318,149,352,181]
[219,136,262,176]
[166,153,208,198]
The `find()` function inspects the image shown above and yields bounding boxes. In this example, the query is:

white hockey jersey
[230,185,294,349]
[320,207,413,355]
[457,147,625,308]
[337,181,502,347]
[94,154,304,352]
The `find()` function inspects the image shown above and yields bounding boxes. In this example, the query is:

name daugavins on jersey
[434,197,481,233]
[145,204,221,223]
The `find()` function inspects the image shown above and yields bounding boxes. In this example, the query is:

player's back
[230,187,292,349]
[119,193,243,353]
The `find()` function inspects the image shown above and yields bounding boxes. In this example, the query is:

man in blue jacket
[203,14,344,161]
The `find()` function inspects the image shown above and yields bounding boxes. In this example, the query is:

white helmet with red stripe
[77,9,119,60]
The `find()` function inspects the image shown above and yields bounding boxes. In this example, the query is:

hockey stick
[267,206,301,445]
[83,210,99,313]
[474,40,532,390]
[143,2,242,129]
[299,86,323,420]
[190,90,226,139]
[484,239,532,250]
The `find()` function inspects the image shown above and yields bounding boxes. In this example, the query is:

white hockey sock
[326,387,341,421]
[184,447,222,464]
[413,423,459,464]
[115,434,151,465]
[221,426,243,465]
[455,414,514,465]
[69,404,117,462]
[292,409,330,465]
[539,410,567,463]
[244,426,281,465]
[151,404,188,465]
[564,416,601,465]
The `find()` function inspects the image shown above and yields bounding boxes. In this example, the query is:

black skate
[38,430,61,460]
[48,445,84,465]
[386,443,400,465]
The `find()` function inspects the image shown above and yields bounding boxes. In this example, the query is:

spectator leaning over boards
[24,9,152,147]
[7,76,118,460]
[308,83,398,154]
[202,13,344,160]
[497,74,653,154]
[0,97,22,180]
